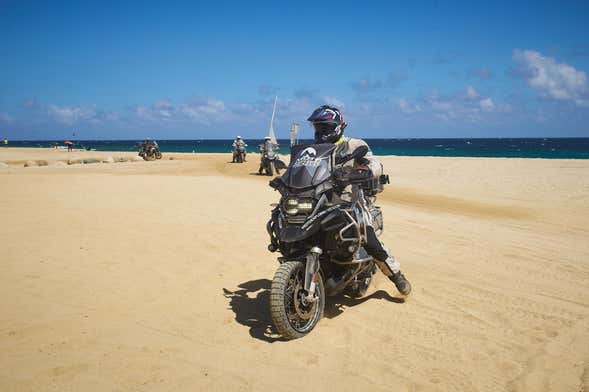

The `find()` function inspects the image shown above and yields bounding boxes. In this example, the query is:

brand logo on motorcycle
[293,147,323,167]
[301,147,316,158]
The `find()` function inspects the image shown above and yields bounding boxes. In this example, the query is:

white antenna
[289,123,300,147]
[267,96,278,144]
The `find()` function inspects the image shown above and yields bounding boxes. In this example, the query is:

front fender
[279,221,320,243]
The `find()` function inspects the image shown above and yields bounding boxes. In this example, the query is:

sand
[1,147,588,391]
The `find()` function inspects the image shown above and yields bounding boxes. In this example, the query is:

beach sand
[1,147,589,391]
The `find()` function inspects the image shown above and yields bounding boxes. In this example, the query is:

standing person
[307,105,412,295]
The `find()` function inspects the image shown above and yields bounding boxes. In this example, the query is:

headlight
[284,198,314,215]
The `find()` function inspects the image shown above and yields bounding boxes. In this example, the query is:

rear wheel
[270,261,324,340]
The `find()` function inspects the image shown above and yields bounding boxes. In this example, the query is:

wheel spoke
[284,295,294,310]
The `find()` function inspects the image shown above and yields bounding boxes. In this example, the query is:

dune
[1,147,588,391]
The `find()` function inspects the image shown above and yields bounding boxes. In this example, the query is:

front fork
[304,246,322,302]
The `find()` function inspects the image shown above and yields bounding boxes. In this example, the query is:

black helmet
[307,105,347,144]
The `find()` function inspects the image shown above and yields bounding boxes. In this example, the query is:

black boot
[389,271,412,296]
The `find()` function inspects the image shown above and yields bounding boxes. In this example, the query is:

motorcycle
[234,145,247,163]
[266,143,389,339]
[138,142,162,161]
[261,146,279,176]
[260,144,287,176]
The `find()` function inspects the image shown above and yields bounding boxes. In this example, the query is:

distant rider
[307,105,412,295]
[142,138,158,150]
[232,136,248,162]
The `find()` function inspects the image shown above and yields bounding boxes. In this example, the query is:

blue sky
[1,0,589,139]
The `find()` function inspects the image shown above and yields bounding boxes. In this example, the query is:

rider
[142,138,158,150]
[307,105,412,296]
[232,136,248,162]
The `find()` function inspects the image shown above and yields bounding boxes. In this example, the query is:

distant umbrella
[64,140,73,145]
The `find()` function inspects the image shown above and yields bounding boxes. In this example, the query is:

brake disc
[293,285,315,320]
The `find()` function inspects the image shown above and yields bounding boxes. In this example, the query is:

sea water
[3,138,589,159]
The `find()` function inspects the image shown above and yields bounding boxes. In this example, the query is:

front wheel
[270,261,325,340]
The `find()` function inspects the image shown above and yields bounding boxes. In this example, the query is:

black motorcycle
[266,143,388,339]
[261,145,280,176]
[138,142,162,161]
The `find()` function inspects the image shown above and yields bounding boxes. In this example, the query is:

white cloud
[180,97,226,119]
[153,99,173,117]
[396,98,422,114]
[431,99,453,111]
[134,97,228,125]
[20,98,111,126]
[513,49,589,106]
[47,105,98,125]
[479,97,495,111]
[136,99,177,121]
[408,86,505,122]
[466,85,480,100]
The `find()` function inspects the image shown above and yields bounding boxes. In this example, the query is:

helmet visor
[313,122,337,135]
[313,122,340,143]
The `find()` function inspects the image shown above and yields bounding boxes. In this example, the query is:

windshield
[281,144,335,189]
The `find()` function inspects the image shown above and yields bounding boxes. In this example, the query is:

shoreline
[1,147,588,168]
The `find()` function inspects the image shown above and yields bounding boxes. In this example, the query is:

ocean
[3,138,589,159]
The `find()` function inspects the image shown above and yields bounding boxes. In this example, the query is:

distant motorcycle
[259,144,286,176]
[234,145,247,163]
[261,147,279,176]
[138,141,162,161]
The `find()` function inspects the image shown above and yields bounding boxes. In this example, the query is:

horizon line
[4,136,589,142]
